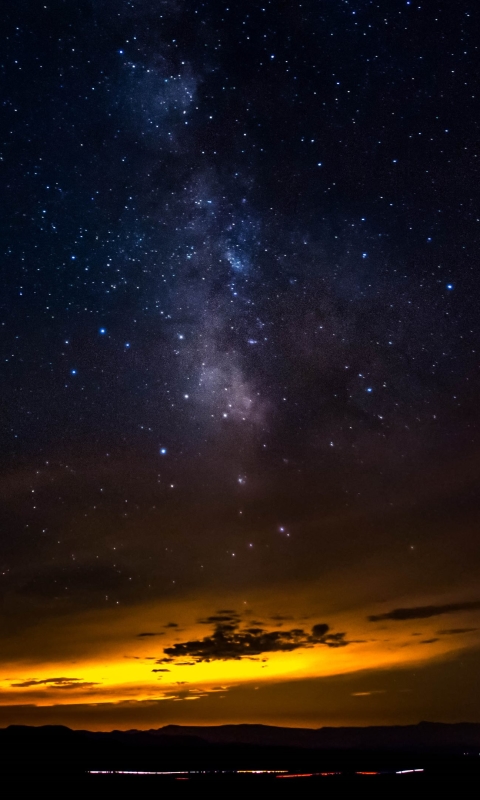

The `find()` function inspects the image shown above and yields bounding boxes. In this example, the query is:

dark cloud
[368,600,480,622]
[162,617,348,663]
[137,632,164,637]
[152,668,171,673]
[164,623,179,628]
[161,689,207,701]
[311,623,329,638]
[198,614,241,625]
[437,628,477,635]
[54,683,100,690]
[420,639,439,644]
[11,677,99,689]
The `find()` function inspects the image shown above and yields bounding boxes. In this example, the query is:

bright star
[160,448,167,455]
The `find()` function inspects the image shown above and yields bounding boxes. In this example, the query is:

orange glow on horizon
[0,583,478,725]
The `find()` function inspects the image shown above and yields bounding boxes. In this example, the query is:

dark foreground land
[2,722,480,792]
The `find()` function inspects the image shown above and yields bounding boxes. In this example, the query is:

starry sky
[1,0,479,730]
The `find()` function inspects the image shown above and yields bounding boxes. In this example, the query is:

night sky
[1,0,479,729]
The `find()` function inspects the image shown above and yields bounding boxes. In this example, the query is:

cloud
[198,613,241,625]
[152,668,171,673]
[164,622,179,628]
[437,628,477,635]
[161,615,349,663]
[311,623,329,638]
[368,600,480,622]
[52,683,100,690]
[11,677,99,689]
[137,632,164,637]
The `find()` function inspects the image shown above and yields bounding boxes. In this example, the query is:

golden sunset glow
[2,583,479,727]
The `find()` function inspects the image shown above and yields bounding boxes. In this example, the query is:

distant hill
[3,720,480,752]
[154,721,480,750]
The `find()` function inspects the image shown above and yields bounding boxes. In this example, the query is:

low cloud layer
[11,677,99,690]
[437,628,477,635]
[368,600,480,622]
[160,612,348,663]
